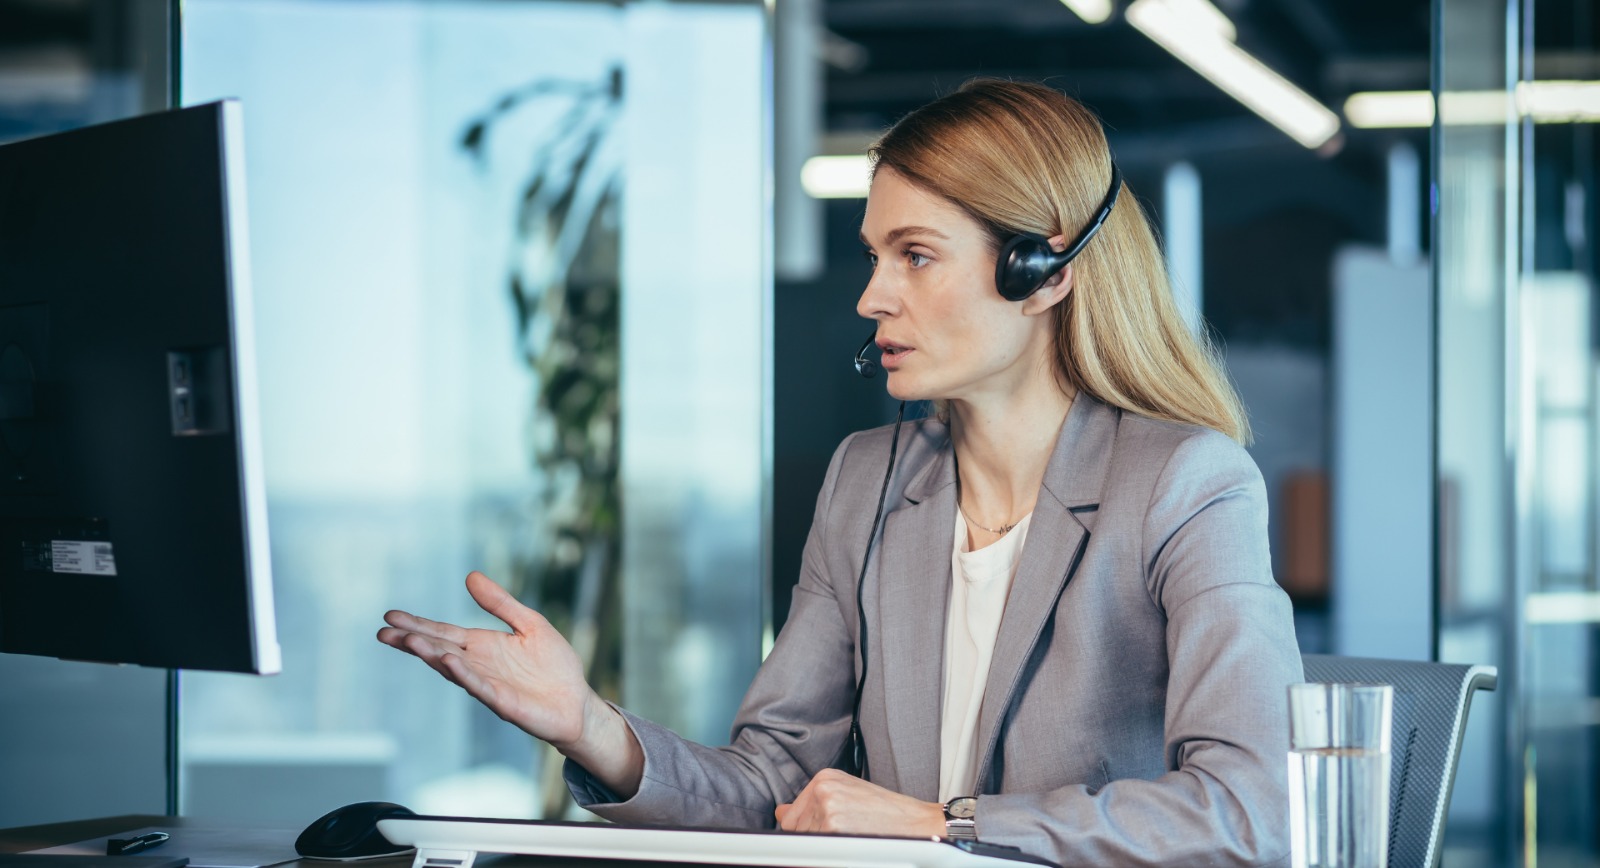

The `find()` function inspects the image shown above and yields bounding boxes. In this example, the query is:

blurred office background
[0,0,1596,865]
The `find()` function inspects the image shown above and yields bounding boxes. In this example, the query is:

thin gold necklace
[952,449,1020,535]
[959,504,1018,536]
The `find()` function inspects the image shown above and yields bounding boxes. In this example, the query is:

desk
[2,817,188,856]
[0,817,840,868]
[0,817,646,868]
[1,817,1048,868]
[0,817,364,868]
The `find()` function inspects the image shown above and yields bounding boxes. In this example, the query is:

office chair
[1300,655,1497,868]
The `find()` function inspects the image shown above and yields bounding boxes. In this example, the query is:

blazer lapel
[971,395,1120,793]
[875,437,956,801]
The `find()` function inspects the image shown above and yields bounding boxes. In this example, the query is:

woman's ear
[1021,234,1073,316]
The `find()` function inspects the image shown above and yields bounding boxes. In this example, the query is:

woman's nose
[857,269,896,321]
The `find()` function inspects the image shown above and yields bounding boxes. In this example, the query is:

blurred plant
[459,67,623,818]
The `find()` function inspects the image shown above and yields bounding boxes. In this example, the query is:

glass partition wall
[1436,0,1600,864]
[177,0,770,825]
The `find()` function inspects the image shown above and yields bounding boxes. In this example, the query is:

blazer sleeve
[974,430,1302,868]
[563,433,864,827]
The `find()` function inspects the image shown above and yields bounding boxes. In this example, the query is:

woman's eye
[907,251,929,267]
[863,249,878,268]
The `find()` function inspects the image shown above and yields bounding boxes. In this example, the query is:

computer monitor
[0,100,280,674]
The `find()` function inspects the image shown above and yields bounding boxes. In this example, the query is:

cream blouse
[937,509,1033,802]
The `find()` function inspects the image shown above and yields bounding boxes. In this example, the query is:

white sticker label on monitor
[51,540,118,576]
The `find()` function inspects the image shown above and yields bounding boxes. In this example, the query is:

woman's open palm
[377,571,593,748]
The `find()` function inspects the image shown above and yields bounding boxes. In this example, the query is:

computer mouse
[295,801,418,861]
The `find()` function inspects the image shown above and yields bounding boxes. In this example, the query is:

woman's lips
[878,342,914,370]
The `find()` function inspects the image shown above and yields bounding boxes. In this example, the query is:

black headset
[994,161,1123,302]
[840,160,1122,781]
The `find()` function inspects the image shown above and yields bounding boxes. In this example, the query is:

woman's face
[857,167,1058,404]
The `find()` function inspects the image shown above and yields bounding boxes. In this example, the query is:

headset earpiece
[995,233,1067,302]
[994,161,1123,301]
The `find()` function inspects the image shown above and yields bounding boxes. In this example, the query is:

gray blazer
[567,394,1303,867]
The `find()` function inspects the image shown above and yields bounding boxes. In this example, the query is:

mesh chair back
[1300,655,1496,868]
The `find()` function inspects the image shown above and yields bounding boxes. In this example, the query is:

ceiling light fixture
[1125,0,1340,149]
[1058,0,1114,24]
[1344,91,1435,128]
[1519,80,1600,122]
[1152,0,1235,40]
[1345,82,1600,128]
[801,155,872,199]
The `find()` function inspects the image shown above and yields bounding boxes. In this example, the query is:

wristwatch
[943,795,978,840]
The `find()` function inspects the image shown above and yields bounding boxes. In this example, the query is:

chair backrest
[1299,654,1497,868]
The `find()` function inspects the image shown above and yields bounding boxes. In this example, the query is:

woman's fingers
[777,784,814,832]
[375,626,447,659]
[382,619,521,718]
[775,771,944,837]
[375,626,415,652]
[376,573,599,748]
[384,608,471,646]
[400,632,469,678]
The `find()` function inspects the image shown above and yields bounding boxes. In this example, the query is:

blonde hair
[869,79,1251,444]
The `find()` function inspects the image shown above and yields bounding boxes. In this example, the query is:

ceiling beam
[827,0,1085,31]
[827,67,1226,105]
[1268,0,1346,55]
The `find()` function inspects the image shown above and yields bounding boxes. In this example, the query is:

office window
[179,0,768,824]
[1436,0,1600,863]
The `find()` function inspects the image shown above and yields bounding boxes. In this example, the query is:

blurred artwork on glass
[459,61,625,818]
[178,0,767,826]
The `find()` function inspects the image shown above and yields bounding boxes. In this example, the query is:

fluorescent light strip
[1059,0,1113,25]
[1520,80,1600,122]
[1159,0,1236,41]
[801,155,872,199]
[1440,90,1514,125]
[1345,91,1434,128]
[1346,82,1600,128]
[1527,592,1600,624]
[1126,0,1340,148]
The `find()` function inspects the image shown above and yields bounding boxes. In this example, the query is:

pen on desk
[107,832,171,856]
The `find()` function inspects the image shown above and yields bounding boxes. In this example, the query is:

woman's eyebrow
[858,225,952,247]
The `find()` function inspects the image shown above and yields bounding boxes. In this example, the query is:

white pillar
[1387,142,1421,265]
[774,0,823,281]
[1163,161,1203,335]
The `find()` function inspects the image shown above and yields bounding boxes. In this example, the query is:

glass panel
[1434,0,1520,861]
[0,0,170,140]
[178,0,767,825]
[1439,0,1600,864]
[1433,0,1600,864]
[1521,0,1600,861]
[615,6,770,744]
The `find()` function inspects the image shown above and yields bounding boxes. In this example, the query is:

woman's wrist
[923,801,949,838]
[553,692,644,799]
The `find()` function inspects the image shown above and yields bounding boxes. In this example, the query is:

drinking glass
[1287,682,1393,868]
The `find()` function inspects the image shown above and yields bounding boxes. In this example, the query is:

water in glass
[1289,745,1390,868]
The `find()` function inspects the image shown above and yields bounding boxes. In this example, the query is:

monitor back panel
[0,102,277,674]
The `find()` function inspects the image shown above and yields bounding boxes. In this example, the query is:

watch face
[947,797,978,819]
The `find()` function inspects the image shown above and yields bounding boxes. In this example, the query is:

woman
[379,79,1302,867]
